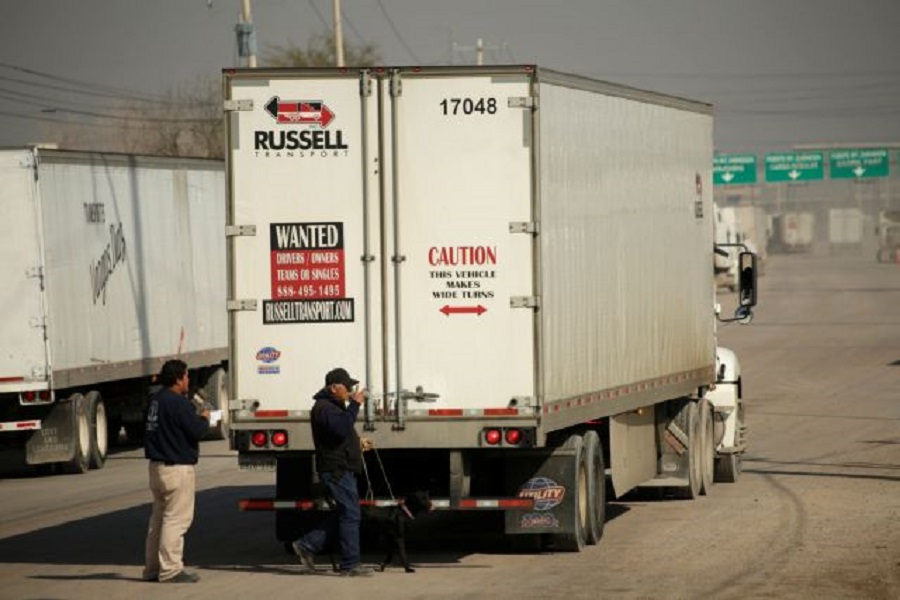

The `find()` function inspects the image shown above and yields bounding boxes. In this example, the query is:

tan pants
[143,462,196,581]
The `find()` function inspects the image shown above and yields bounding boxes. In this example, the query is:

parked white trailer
[876,210,900,262]
[224,66,757,550]
[732,204,769,274]
[770,211,815,253]
[0,148,229,474]
[828,208,864,247]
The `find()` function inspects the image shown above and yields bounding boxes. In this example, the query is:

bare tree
[45,77,224,158]
[263,32,380,67]
[44,33,380,157]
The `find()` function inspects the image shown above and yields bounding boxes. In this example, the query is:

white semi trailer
[224,66,757,550]
[0,148,229,474]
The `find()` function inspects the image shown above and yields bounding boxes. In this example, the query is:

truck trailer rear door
[383,69,536,421]
[0,150,50,393]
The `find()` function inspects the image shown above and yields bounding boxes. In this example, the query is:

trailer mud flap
[504,444,579,536]
[25,400,76,465]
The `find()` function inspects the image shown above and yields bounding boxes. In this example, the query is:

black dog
[362,491,432,573]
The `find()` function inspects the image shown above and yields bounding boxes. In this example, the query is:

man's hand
[351,388,367,405]
[360,437,374,452]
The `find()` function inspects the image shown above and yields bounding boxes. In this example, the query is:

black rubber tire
[714,404,744,483]
[583,430,606,545]
[203,368,230,441]
[699,399,715,495]
[85,391,108,470]
[61,394,90,475]
[672,400,701,500]
[548,434,586,552]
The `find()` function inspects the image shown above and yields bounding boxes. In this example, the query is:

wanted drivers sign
[263,222,354,324]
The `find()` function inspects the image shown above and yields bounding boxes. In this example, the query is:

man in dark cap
[292,367,373,577]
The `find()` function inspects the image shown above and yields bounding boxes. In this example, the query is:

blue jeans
[297,471,362,570]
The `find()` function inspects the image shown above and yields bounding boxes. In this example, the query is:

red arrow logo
[440,305,487,316]
[265,96,335,127]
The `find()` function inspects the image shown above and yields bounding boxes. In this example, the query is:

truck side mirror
[738,251,758,308]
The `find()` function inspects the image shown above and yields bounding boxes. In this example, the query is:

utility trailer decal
[264,221,354,324]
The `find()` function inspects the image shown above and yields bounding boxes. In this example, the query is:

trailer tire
[583,430,606,545]
[85,391,108,470]
[672,400,701,499]
[548,434,587,552]
[699,399,714,495]
[61,394,90,475]
[715,404,744,483]
[203,368,230,441]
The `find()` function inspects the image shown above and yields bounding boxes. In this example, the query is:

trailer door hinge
[509,222,539,235]
[508,96,538,110]
[389,70,402,98]
[227,300,258,312]
[360,71,373,97]
[223,99,254,112]
[510,296,540,309]
[226,224,257,237]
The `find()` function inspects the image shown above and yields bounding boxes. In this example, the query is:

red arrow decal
[264,96,335,127]
[440,305,487,316]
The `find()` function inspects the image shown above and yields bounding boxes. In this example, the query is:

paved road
[1,252,898,599]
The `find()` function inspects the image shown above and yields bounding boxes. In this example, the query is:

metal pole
[241,0,257,67]
[333,0,345,67]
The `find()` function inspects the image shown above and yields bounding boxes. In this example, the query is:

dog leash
[361,445,396,503]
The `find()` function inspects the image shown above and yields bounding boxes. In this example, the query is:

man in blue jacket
[292,367,373,577]
[143,359,210,584]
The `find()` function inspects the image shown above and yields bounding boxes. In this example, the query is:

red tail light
[484,429,502,445]
[271,430,288,447]
[505,428,522,445]
[251,431,268,447]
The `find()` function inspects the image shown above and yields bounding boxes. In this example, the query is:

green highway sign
[765,152,824,183]
[829,148,890,179]
[714,154,757,185]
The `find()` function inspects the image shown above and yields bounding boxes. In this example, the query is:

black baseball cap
[325,367,359,388]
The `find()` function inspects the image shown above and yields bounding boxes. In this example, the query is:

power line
[376,0,420,63]
[0,62,171,104]
[306,0,329,30]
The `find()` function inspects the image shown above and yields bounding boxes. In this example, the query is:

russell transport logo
[517,477,566,511]
[265,96,335,127]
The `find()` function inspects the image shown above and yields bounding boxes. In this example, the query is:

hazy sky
[2,0,899,153]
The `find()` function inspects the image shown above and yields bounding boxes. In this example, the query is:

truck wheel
[61,394,90,475]
[548,434,587,552]
[85,391,108,469]
[583,430,606,545]
[203,368,230,441]
[699,399,715,495]
[672,400,701,499]
[714,404,744,483]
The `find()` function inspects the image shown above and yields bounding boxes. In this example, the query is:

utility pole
[451,38,505,65]
[235,0,257,67]
[333,0,345,67]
